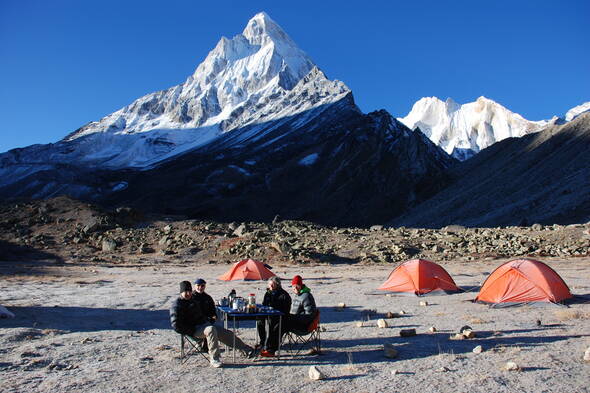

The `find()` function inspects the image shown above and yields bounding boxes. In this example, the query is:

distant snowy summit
[398,96,589,160]
[565,102,590,122]
[62,12,351,168]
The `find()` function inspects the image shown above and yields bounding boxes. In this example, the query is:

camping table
[216,305,284,362]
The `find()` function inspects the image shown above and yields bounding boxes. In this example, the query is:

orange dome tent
[377,259,461,296]
[475,259,572,307]
[218,259,276,281]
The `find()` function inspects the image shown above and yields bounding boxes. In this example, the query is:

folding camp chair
[284,310,321,356]
[179,334,209,364]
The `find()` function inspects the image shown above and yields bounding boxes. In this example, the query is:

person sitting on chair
[192,278,217,323]
[286,275,317,332]
[170,281,254,367]
[258,276,291,358]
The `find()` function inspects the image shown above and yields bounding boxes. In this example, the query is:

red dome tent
[218,259,276,281]
[377,259,461,296]
[475,258,572,307]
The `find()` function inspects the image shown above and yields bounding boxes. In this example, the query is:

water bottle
[228,289,236,306]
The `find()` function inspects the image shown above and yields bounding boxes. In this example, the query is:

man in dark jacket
[192,278,217,323]
[287,275,317,332]
[258,276,291,357]
[170,281,254,367]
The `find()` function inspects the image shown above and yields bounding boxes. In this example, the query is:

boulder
[503,361,520,371]
[308,365,325,380]
[383,343,398,358]
[399,329,416,337]
[233,223,248,237]
[377,319,389,328]
[101,238,117,252]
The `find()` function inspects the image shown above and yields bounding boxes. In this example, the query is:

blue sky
[1,0,588,153]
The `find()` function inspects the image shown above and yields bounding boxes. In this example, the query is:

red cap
[291,275,303,286]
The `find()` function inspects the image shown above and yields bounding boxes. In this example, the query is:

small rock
[81,338,92,344]
[385,311,398,318]
[337,302,346,308]
[450,333,465,340]
[584,347,590,362]
[391,369,398,375]
[383,343,398,358]
[163,225,172,234]
[503,361,520,371]
[356,321,365,328]
[398,310,406,315]
[472,345,483,354]
[377,319,389,328]
[308,365,325,380]
[437,366,449,372]
[233,223,248,237]
[399,329,416,337]
[462,330,476,339]
[101,238,117,252]
[428,326,437,333]
[419,301,428,306]
[320,326,327,332]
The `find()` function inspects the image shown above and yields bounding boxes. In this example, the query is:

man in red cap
[260,274,317,357]
[288,276,317,327]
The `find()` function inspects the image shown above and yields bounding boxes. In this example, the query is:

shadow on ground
[1,306,168,332]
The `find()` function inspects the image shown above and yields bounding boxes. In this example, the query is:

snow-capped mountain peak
[398,96,556,160]
[565,102,590,122]
[58,12,350,168]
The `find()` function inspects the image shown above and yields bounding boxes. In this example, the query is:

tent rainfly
[377,259,461,296]
[218,259,275,281]
[475,258,572,307]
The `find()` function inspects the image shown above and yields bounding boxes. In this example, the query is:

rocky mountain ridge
[1,196,588,266]
[392,113,590,228]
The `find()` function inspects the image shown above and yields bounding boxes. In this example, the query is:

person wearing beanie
[258,276,291,357]
[260,275,317,357]
[170,280,255,367]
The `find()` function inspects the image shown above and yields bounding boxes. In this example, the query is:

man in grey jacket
[287,275,317,332]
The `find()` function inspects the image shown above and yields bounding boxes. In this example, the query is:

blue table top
[217,305,283,317]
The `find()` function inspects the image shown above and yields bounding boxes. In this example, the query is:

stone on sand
[503,361,520,371]
[383,343,398,358]
[399,329,416,337]
[472,345,483,354]
[377,319,389,328]
[309,365,325,380]
[584,347,590,362]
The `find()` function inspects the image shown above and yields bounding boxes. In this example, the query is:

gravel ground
[1,257,589,393]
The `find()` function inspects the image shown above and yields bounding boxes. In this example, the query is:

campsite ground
[1,257,589,393]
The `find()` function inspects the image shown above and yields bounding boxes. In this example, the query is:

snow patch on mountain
[398,96,556,160]
[565,102,590,121]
